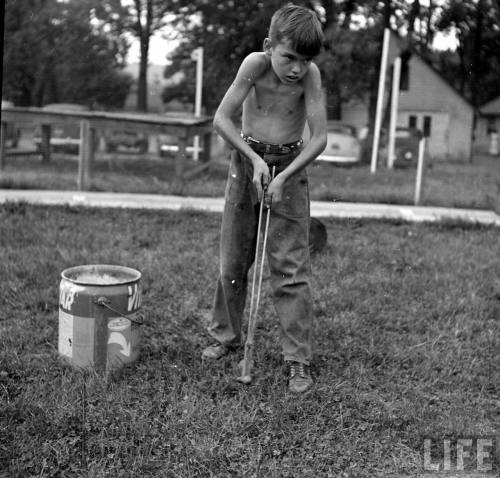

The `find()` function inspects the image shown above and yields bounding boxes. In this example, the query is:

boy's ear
[263,38,272,56]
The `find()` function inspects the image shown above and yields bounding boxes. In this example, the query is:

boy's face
[264,38,313,85]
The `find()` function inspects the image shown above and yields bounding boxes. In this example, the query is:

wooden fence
[0,106,213,191]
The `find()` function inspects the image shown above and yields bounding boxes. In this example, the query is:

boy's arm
[213,53,271,200]
[267,63,327,203]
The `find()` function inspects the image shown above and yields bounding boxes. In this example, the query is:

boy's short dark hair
[269,4,324,57]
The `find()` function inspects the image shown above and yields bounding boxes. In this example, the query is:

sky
[432,30,459,51]
[128,32,180,66]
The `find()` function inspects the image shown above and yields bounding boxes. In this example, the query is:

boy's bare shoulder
[239,52,270,80]
[303,61,322,86]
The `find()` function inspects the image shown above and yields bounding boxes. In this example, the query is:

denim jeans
[208,147,313,364]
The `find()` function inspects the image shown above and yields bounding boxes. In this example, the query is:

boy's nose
[291,63,302,74]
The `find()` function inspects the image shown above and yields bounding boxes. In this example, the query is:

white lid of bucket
[61,264,141,286]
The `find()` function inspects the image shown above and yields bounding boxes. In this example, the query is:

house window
[487,117,497,134]
[399,51,411,91]
[400,63,409,91]
[408,115,417,128]
[423,116,432,137]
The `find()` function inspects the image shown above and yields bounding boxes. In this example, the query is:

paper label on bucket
[59,311,74,358]
[107,316,132,358]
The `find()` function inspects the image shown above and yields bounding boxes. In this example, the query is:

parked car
[1,100,21,148]
[158,133,203,157]
[104,129,148,153]
[158,112,204,158]
[33,103,88,154]
[314,121,362,164]
[381,127,422,167]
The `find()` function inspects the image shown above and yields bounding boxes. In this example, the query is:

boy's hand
[264,175,285,208]
[252,158,271,201]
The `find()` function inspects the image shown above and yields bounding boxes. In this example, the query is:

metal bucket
[59,264,142,371]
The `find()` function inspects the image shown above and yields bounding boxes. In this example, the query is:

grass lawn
[1,151,500,212]
[1,203,499,477]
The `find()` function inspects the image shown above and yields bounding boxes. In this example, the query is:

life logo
[60,283,78,311]
[127,283,142,312]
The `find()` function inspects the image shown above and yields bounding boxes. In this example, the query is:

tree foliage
[316,26,381,119]
[119,0,183,111]
[4,0,500,117]
[161,0,441,117]
[163,0,286,114]
[3,0,132,109]
[436,0,500,105]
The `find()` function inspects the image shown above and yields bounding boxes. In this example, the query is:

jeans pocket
[273,170,309,218]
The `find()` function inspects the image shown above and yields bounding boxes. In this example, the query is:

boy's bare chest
[247,79,304,117]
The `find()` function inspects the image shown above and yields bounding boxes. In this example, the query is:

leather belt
[241,132,303,155]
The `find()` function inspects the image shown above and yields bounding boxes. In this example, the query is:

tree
[163,0,285,114]
[436,0,500,105]
[433,0,500,161]
[316,26,381,120]
[162,0,500,142]
[3,0,133,109]
[120,0,182,112]
[162,0,399,120]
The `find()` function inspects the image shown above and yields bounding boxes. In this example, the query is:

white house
[342,31,475,161]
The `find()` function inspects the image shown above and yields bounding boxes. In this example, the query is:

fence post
[0,122,6,169]
[41,124,51,163]
[89,127,95,173]
[172,135,188,194]
[414,137,426,205]
[202,131,212,163]
[371,27,390,173]
[78,120,91,191]
[387,57,401,169]
[192,46,204,161]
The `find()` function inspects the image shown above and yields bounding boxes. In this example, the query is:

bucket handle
[95,297,144,325]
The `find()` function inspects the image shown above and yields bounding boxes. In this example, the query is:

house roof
[389,30,474,109]
[480,96,500,115]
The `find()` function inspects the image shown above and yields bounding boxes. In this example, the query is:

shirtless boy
[202,4,326,393]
